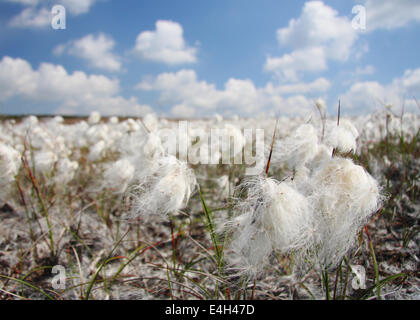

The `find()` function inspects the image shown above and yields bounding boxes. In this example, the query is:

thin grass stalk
[15,178,38,261]
[21,156,55,257]
[265,118,279,175]
[333,260,342,300]
[322,269,331,300]
[84,229,129,300]
[0,275,55,300]
[364,225,381,299]
[198,188,223,298]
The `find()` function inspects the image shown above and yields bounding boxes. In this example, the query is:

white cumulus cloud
[362,0,420,31]
[340,68,420,113]
[54,33,121,72]
[265,1,358,81]
[136,69,329,116]
[7,0,97,28]
[0,56,151,116]
[8,6,51,28]
[265,47,327,81]
[133,20,198,65]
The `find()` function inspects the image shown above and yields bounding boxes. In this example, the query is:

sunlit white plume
[226,176,315,275]
[103,159,135,194]
[308,157,381,268]
[109,116,119,124]
[271,124,319,170]
[54,158,79,186]
[137,132,165,178]
[123,118,140,133]
[88,111,101,125]
[220,123,245,161]
[324,119,359,153]
[142,113,159,132]
[88,140,106,161]
[0,143,20,201]
[130,155,196,219]
[33,150,58,174]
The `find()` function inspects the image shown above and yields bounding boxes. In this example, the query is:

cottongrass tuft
[308,156,382,268]
[102,158,135,194]
[324,119,359,153]
[225,118,382,277]
[0,142,20,201]
[225,175,315,276]
[88,111,101,125]
[129,155,196,220]
[54,157,79,186]
[271,124,319,170]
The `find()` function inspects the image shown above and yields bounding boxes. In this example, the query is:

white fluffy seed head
[0,143,20,201]
[325,119,359,153]
[109,116,119,124]
[103,158,135,194]
[221,123,245,159]
[143,133,164,160]
[0,143,20,178]
[272,124,319,169]
[33,150,58,174]
[143,113,159,132]
[88,140,106,161]
[262,179,314,252]
[125,118,140,132]
[88,111,101,125]
[308,157,381,267]
[225,176,315,276]
[311,157,380,219]
[56,158,78,183]
[130,156,196,219]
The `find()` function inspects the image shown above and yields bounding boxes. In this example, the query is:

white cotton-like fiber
[308,157,381,267]
[123,118,140,132]
[308,144,332,170]
[324,119,359,153]
[109,116,119,124]
[55,158,79,185]
[88,140,106,161]
[143,113,159,132]
[311,157,379,219]
[262,179,314,252]
[0,143,20,201]
[33,150,58,174]
[220,123,246,161]
[134,132,165,179]
[214,114,223,123]
[103,158,135,194]
[130,155,196,219]
[272,124,319,169]
[226,176,315,275]
[142,132,164,160]
[88,111,101,125]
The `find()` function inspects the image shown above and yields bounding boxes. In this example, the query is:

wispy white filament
[0,143,20,201]
[226,176,315,275]
[130,155,196,219]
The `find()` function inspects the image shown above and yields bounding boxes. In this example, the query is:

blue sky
[0,0,419,117]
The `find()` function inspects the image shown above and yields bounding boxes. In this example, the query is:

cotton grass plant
[0,108,417,300]
[221,103,387,299]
